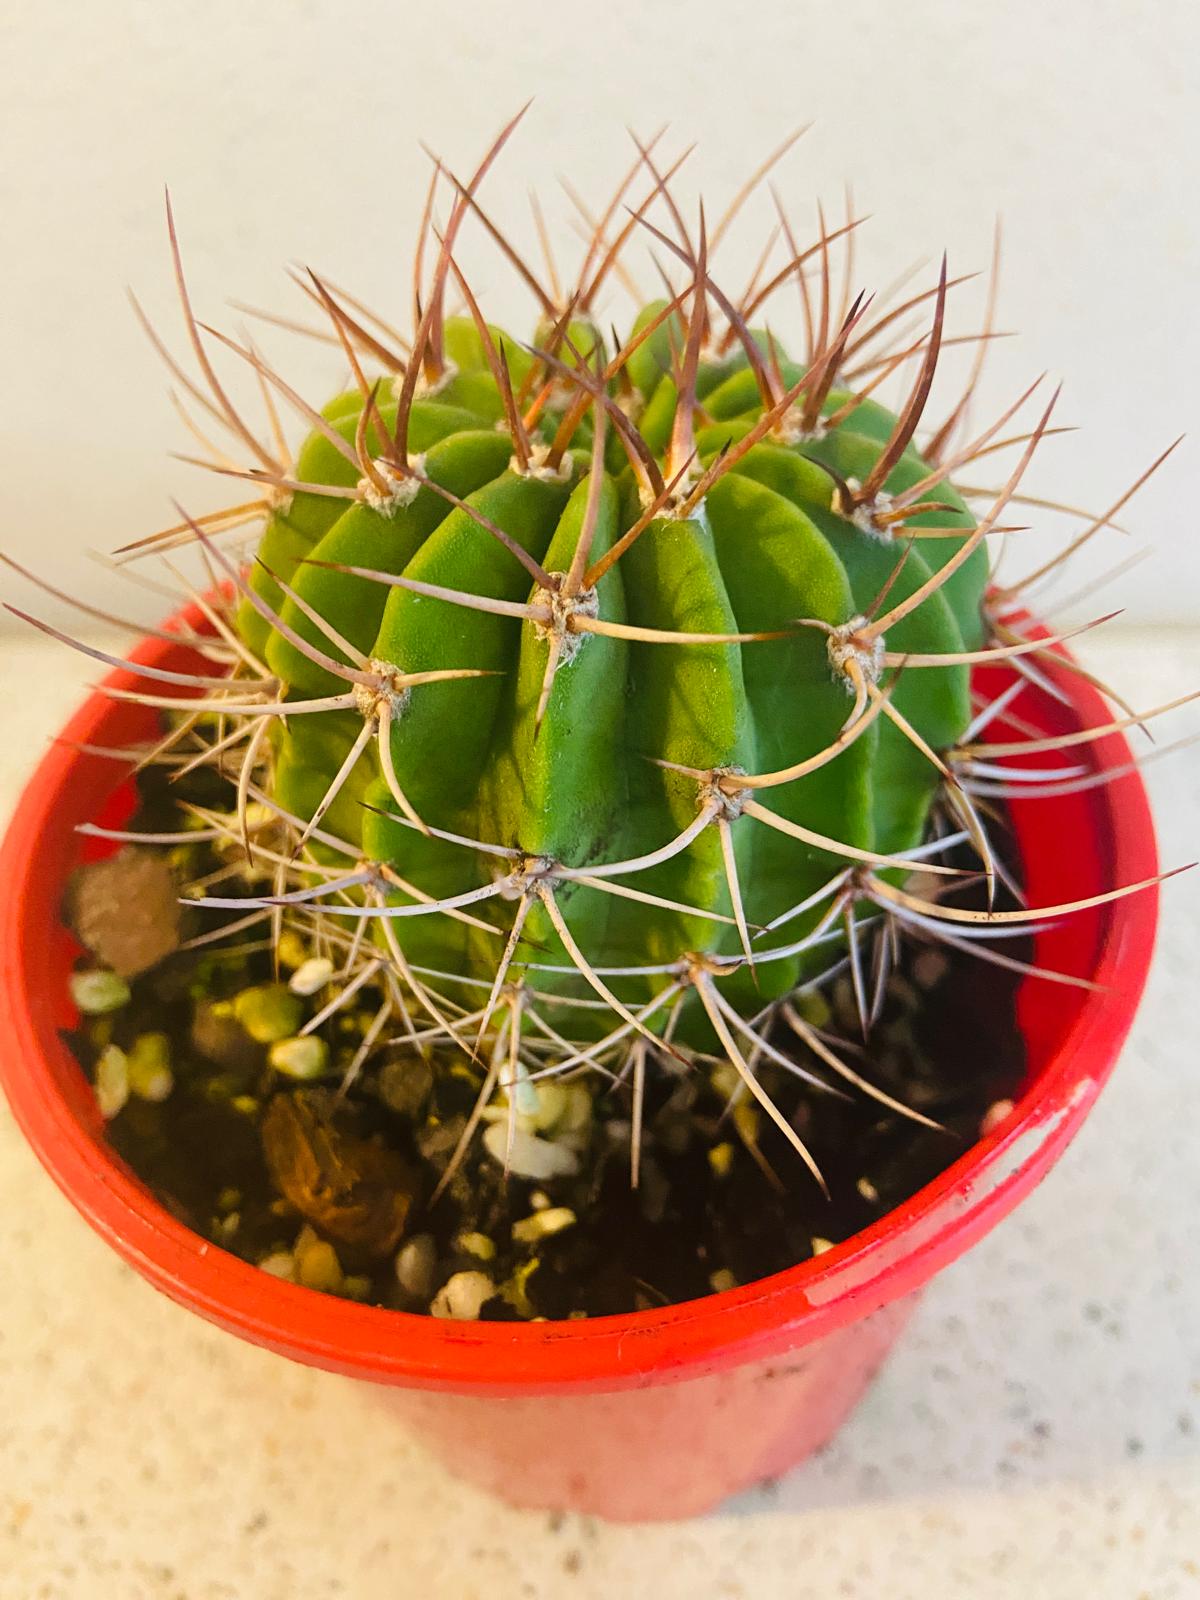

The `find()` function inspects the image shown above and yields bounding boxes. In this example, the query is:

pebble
[268,1036,329,1081]
[530,1081,568,1131]
[509,1062,540,1118]
[295,1238,343,1294]
[533,1082,591,1139]
[288,957,334,997]
[792,988,833,1029]
[127,1033,174,1103]
[274,930,309,971]
[708,1269,737,1293]
[482,1124,579,1180]
[430,1270,495,1321]
[556,1084,594,1140]
[258,1252,296,1281]
[394,1233,438,1298]
[68,846,180,977]
[500,1258,538,1318]
[733,1102,760,1145]
[190,1001,261,1073]
[456,1231,496,1261]
[94,1044,129,1120]
[707,1142,734,1179]
[70,970,131,1016]
[811,1236,836,1256]
[233,984,303,1044]
[378,1057,434,1118]
[511,1207,576,1244]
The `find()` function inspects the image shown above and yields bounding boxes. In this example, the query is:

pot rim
[0,610,1159,1394]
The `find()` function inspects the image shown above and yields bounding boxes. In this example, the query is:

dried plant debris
[261,1090,414,1256]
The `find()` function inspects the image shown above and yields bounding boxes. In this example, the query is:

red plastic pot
[0,608,1158,1521]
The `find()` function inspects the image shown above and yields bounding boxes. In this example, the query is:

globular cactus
[241,273,993,1062]
[19,116,1178,1187]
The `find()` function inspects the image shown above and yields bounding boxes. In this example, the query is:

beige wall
[1,0,1196,629]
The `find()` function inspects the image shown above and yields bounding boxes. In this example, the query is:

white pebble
[268,1036,329,1080]
[811,1236,835,1256]
[71,970,131,1015]
[510,1059,540,1118]
[555,1084,593,1138]
[481,1123,579,1180]
[511,1207,576,1244]
[530,1081,568,1131]
[94,1045,129,1120]
[394,1233,437,1297]
[430,1270,495,1321]
[456,1231,496,1260]
[259,1252,296,1281]
[289,957,334,996]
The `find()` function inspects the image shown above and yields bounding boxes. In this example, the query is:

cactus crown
[23,115,1179,1195]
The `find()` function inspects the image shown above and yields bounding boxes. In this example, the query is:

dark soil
[64,761,1026,1321]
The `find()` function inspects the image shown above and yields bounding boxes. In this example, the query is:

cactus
[14,116,1182,1192]
[239,266,996,1057]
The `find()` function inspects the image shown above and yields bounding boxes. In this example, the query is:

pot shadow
[717,1175,1198,1518]
[710,913,1200,1519]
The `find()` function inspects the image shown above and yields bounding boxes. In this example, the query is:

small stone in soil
[233,985,303,1045]
[431,1271,495,1321]
[94,1044,130,1120]
[127,1033,174,1102]
[289,958,334,997]
[395,1234,438,1298]
[295,1237,343,1294]
[377,1057,434,1119]
[68,847,181,978]
[268,1035,329,1081]
[190,1001,262,1073]
[455,1231,497,1260]
[70,970,131,1016]
[482,1123,580,1180]
[512,1207,576,1244]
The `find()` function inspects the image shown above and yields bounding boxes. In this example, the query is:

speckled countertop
[1,628,1197,1600]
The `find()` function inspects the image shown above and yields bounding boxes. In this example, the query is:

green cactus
[22,118,1173,1188]
[230,276,990,1051]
